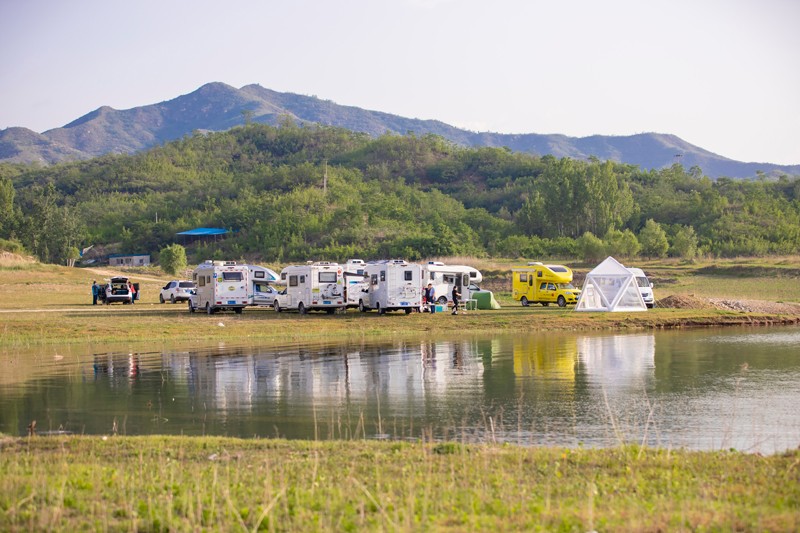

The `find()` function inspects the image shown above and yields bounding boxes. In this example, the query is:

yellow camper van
[512,263,581,307]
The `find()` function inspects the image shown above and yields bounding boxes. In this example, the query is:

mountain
[1,82,798,179]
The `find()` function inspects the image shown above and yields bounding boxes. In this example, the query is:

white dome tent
[575,256,648,312]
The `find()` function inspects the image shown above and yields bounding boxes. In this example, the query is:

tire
[274,301,281,313]
[437,296,447,305]
[188,301,195,313]
[359,300,368,313]
[234,307,243,314]
[206,302,214,315]
[298,302,307,315]
[159,294,165,304]
[326,308,335,314]
[170,294,176,304]
[377,303,385,315]
[520,296,529,307]
[542,302,549,307]
[404,308,412,315]
[557,296,566,308]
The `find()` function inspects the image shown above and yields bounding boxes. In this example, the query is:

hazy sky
[1,0,798,165]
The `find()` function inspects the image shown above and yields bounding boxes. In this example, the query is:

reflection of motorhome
[422,262,482,304]
[358,260,423,314]
[275,262,345,314]
[627,267,655,308]
[190,261,250,314]
[512,263,581,307]
[343,259,368,308]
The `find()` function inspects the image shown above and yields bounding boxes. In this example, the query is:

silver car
[160,280,195,304]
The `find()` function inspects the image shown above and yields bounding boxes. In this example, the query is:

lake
[2,326,799,453]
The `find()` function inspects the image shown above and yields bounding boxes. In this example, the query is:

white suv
[160,280,195,304]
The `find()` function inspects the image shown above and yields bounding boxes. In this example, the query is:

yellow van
[512,263,581,307]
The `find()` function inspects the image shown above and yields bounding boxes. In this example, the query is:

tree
[159,244,187,275]
[670,225,699,260]
[638,219,669,259]
[577,232,606,263]
[604,228,641,258]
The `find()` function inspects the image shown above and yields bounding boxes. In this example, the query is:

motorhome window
[198,277,205,287]
[429,272,435,281]
[469,272,477,278]
[371,274,378,286]
[519,273,528,282]
[444,275,455,284]
[404,270,413,281]
[319,272,337,283]
[380,271,386,282]
[462,274,469,285]
[540,282,548,290]
[299,275,305,284]
[281,273,286,281]
[222,272,243,282]
[289,275,298,287]
[206,276,211,284]
[537,271,543,277]
[254,271,265,279]
[551,266,567,273]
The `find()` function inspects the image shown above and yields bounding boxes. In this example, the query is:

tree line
[1,121,799,266]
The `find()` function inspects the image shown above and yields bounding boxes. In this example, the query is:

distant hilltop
[1,82,797,179]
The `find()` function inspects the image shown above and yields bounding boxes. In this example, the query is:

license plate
[323,300,331,305]
[227,300,237,305]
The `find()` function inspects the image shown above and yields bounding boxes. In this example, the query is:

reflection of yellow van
[512,263,581,307]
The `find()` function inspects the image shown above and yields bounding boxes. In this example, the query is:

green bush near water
[1,436,798,531]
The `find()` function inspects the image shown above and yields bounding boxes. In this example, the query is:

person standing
[451,285,461,315]
[426,283,436,314]
[91,281,99,305]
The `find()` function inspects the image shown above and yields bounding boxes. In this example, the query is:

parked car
[103,276,136,305]
[160,280,196,304]
[251,282,281,307]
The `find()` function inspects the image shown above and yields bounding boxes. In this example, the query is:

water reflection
[2,327,799,453]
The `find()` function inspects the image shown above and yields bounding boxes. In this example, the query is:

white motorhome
[422,262,483,304]
[358,260,423,314]
[189,260,250,314]
[627,267,655,308]
[245,264,281,307]
[343,259,369,308]
[274,262,346,314]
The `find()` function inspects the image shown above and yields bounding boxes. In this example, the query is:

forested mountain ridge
[2,122,799,266]
[2,82,797,179]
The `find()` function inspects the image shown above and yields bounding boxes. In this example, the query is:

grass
[1,256,799,347]
[2,257,800,530]
[1,436,798,531]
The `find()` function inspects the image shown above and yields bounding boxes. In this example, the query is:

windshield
[557,283,576,290]
[635,276,650,287]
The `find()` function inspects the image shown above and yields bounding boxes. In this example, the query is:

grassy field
[1,255,800,347]
[2,436,798,531]
[2,256,800,531]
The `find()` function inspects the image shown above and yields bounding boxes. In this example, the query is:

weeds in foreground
[1,436,798,532]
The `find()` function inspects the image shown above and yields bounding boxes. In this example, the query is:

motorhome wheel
[188,300,195,313]
[437,296,447,305]
[359,300,368,313]
[557,296,566,307]
[520,296,529,307]
[206,302,214,315]
[274,301,281,313]
[298,302,307,315]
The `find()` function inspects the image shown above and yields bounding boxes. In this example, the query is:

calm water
[2,327,799,453]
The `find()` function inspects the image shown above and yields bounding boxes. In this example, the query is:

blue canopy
[176,227,229,236]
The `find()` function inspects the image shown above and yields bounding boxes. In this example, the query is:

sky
[1,0,798,165]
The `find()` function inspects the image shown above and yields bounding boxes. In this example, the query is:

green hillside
[1,122,799,265]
